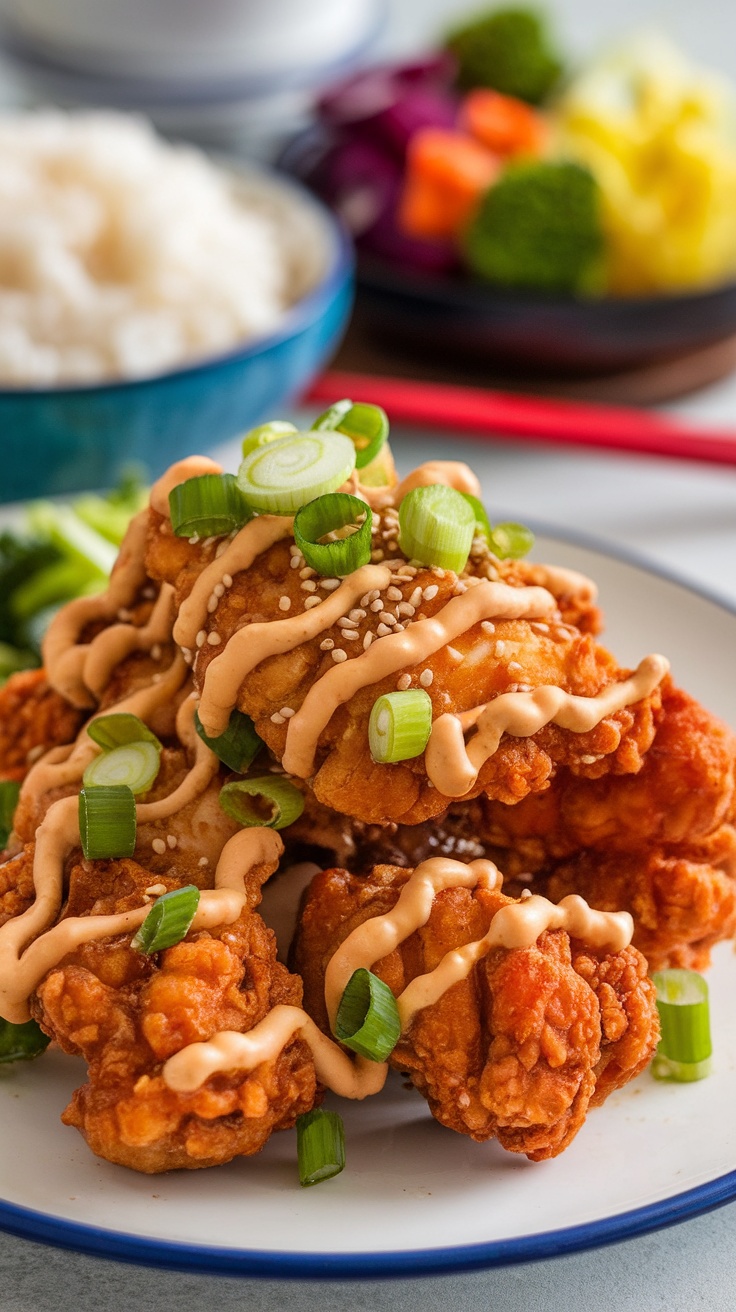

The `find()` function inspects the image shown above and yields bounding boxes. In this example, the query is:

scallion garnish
[83,741,161,795]
[131,884,200,955]
[169,473,253,539]
[218,776,304,830]
[0,1017,50,1063]
[0,779,20,848]
[488,521,535,560]
[78,785,136,860]
[460,492,494,545]
[651,969,713,1083]
[241,420,297,458]
[368,689,433,764]
[312,399,389,470]
[194,708,262,774]
[236,432,356,515]
[334,967,401,1062]
[296,1108,346,1187]
[87,713,163,753]
[293,493,372,577]
[398,484,476,572]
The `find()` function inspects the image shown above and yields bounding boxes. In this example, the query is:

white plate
[1,528,736,1277]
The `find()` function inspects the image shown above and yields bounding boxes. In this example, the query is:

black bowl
[355,254,736,376]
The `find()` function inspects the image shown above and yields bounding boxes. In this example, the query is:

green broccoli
[446,7,563,103]
[462,160,606,296]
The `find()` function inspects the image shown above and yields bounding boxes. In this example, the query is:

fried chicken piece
[32,852,318,1173]
[292,863,658,1161]
[480,681,736,969]
[0,668,84,782]
[145,507,663,827]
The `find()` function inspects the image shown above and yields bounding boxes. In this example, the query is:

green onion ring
[293,493,372,577]
[87,713,162,753]
[296,1108,346,1187]
[312,400,389,470]
[488,521,535,560]
[169,473,253,539]
[237,432,356,515]
[194,708,263,774]
[78,785,136,860]
[131,884,200,955]
[460,492,494,545]
[219,776,304,830]
[368,689,433,764]
[651,968,712,1082]
[334,967,401,1062]
[398,484,476,573]
[241,420,298,458]
[83,741,161,796]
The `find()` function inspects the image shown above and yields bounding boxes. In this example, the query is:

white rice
[0,109,326,386]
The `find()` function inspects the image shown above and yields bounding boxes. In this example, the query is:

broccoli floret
[463,160,605,296]
[446,8,563,103]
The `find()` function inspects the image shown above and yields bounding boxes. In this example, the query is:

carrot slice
[398,128,499,240]
[460,89,547,157]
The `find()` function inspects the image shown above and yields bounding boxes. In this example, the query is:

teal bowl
[0,169,354,502]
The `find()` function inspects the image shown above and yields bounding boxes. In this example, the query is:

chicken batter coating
[292,863,658,1161]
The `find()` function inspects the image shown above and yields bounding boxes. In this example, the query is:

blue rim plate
[1,525,735,1278]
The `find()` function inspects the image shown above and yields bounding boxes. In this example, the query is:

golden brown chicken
[292,860,659,1161]
[0,668,84,783]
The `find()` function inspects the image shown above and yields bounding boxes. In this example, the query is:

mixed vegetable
[288,6,736,297]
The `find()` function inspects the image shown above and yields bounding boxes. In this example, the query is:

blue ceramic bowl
[0,169,354,502]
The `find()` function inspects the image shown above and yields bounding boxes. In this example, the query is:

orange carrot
[459,89,547,157]
[398,128,499,240]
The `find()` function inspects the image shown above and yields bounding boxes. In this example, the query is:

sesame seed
[320,638,335,651]
[398,602,416,617]
[213,583,225,598]
[280,707,295,718]
[301,579,318,593]
[207,596,218,613]
[117,607,132,622]
[371,549,385,562]
[299,566,316,579]
[420,669,434,687]
[341,630,360,641]
[447,646,463,663]
[278,595,291,611]
[508,661,522,673]
[290,557,302,569]
[370,599,384,613]
[188,535,199,546]
[349,608,366,621]
[331,649,348,663]
[207,632,222,646]
[196,630,206,648]
[304,596,321,609]
[386,586,403,601]
[409,587,423,608]
[423,584,439,601]
[580,754,598,764]
[520,888,533,901]
[142,586,156,599]
[166,834,178,849]
[533,622,550,633]
[151,838,166,855]
[150,643,162,661]
[222,573,233,588]
[271,712,285,725]
[198,856,209,868]
[289,544,301,556]
[144,883,167,897]
[453,581,468,594]
[397,674,412,691]
[320,578,341,591]
[495,641,506,657]
[152,673,162,684]
[481,621,495,636]
[363,632,374,649]
[339,616,359,628]
[376,623,392,637]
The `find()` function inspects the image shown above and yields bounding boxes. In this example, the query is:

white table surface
[2,1,736,1307]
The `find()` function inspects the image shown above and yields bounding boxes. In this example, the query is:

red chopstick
[305,371,736,467]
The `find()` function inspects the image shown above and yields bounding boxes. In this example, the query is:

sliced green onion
[293,494,372,577]
[87,713,162,753]
[312,400,389,470]
[169,473,253,539]
[358,441,397,489]
[194,708,262,774]
[236,432,356,515]
[296,1108,346,1187]
[488,521,535,560]
[398,484,476,573]
[0,779,20,848]
[651,969,712,1083]
[78,785,136,860]
[219,776,304,830]
[0,1017,50,1063]
[368,689,433,764]
[461,492,494,545]
[83,741,161,796]
[334,967,401,1062]
[241,420,298,459]
[131,884,200,955]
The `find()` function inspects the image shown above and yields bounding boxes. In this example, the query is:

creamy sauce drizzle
[149,456,224,517]
[162,855,633,1096]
